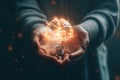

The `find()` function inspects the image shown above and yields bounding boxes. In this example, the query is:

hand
[64,25,89,62]
[32,24,63,64]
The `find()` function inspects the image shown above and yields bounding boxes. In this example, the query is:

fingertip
[56,59,63,65]
[69,47,85,58]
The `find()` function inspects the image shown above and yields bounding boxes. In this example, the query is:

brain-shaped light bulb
[45,17,74,44]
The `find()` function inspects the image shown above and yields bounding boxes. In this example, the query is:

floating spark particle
[8,45,13,51]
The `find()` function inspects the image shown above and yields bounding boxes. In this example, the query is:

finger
[33,36,43,49]
[69,47,85,59]
[38,49,63,64]
[81,40,89,51]
[33,36,47,55]
[62,53,70,64]
[45,55,63,65]
[33,36,39,45]
[32,36,40,52]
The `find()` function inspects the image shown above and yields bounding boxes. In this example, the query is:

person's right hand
[32,24,63,64]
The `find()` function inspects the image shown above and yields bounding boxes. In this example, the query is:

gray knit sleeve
[79,0,119,51]
[15,0,47,34]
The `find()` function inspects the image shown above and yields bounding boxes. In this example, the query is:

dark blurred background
[0,0,119,80]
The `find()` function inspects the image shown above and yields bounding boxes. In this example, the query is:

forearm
[79,0,119,51]
[15,0,47,33]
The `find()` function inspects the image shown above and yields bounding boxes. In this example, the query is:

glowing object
[44,17,74,44]
[42,17,80,57]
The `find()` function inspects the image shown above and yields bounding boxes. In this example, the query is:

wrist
[32,23,47,35]
[79,19,99,43]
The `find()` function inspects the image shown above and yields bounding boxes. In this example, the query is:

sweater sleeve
[79,0,119,51]
[15,0,47,34]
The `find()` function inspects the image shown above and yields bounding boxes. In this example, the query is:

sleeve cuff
[80,19,99,43]
[30,23,46,32]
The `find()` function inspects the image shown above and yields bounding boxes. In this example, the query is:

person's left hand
[63,25,89,63]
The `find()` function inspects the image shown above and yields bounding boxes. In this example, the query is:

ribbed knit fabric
[80,19,99,43]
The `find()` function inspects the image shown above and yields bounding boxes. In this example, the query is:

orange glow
[8,45,13,51]
[44,17,74,44]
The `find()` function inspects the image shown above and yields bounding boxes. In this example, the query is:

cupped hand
[63,25,89,63]
[32,24,63,64]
